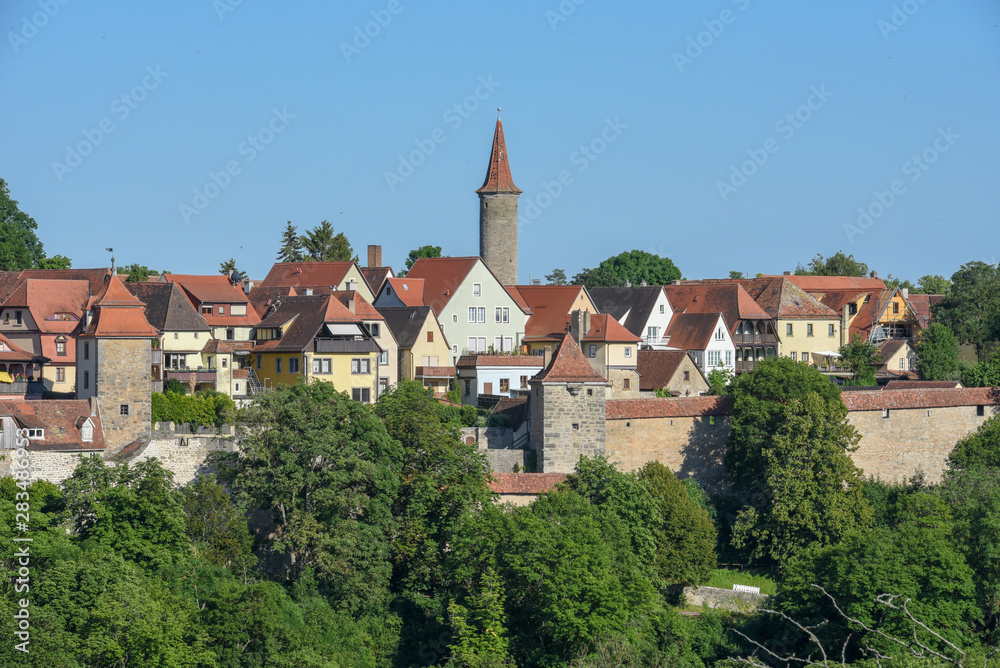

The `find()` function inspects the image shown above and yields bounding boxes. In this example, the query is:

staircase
[246,367,265,397]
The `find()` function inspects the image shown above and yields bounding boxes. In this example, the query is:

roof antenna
[106,248,115,276]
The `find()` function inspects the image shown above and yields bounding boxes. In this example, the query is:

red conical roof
[476,113,522,194]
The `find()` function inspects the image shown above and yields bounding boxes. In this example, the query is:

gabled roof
[850,288,916,340]
[663,284,770,335]
[532,332,608,384]
[125,282,211,333]
[80,274,160,339]
[664,313,726,351]
[0,399,105,452]
[2,279,90,334]
[0,332,39,363]
[737,277,839,320]
[164,274,252,304]
[331,291,383,320]
[581,314,641,343]
[16,268,110,296]
[636,349,703,392]
[253,295,369,354]
[258,262,359,291]
[475,115,522,194]
[376,306,442,349]
[780,275,886,293]
[508,285,594,339]
[907,294,943,328]
[248,285,298,318]
[818,290,867,313]
[877,338,914,366]
[382,277,425,307]
[490,396,529,431]
[360,266,393,295]
[404,257,482,316]
[589,286,666,337]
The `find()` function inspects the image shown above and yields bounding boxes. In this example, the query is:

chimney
[901,287,909,300]
[367,245,382,267]
[348,297,356,313]
[870,270,878,278]
[243,280,254,295]
[89,396,98,417]
[841,304,850,347]
[783,270,792,276]
[569,309,590,345]
[543,345,552,369]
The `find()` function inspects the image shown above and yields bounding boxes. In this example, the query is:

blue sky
[2,1,998,283]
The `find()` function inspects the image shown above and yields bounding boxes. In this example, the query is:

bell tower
[477,109,521,286]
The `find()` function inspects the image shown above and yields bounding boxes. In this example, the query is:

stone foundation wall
[0,449,101,484]
[683,585,768,612]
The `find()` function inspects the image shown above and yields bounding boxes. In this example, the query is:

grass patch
[704,569,777,595]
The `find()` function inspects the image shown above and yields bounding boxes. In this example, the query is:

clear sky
[2,1,998,283]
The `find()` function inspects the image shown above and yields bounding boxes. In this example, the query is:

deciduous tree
[402,244,442,275]
[933,261,1000,358]
[573,250,681,288]
[0,178,45,270]
[795,250,870,277]
[916,322,962,381]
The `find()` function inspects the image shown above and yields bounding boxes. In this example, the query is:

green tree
[961,356,1000,388]
[60,457,191,571]
[276,220,304,262]
[0,178,45,270]
[573,250,682,288]
[933,261,1000,359]
[218,257,240,278]
[948,413,1000,472]
[838,333,880,386]
[446,567,513,668]
[728,270,745,279]
[795,251,870,277]
[37,254,72,269]
[776,493,978,660]
[918,274,952,294]
[221,381,402,614]
[121,263,162,282]
[883,274,916,292]
[180,474,256,573]
[402,244,442,275]
[725,357,872,565]
[916,322,962,380]
[300,220,354,262]
[545,268,568,285]
[636,461,717,586]
[706,366,733,395]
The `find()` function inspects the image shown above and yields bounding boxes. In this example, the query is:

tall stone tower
[477,109,521,286]
[76,273,159,454]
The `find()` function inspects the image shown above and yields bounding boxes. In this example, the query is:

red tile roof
[532,333,608,384]
[841,388,997,411]
[818,290,867,313]
[0,333,37,363]
[503,286,533,314]
[456,354,544,368]
[780,275,886,293]
[664,284,770,335]
[258,262,358,291]
[907,294,943,328]
[404,257,481,315]
[331,291,383,320]
[1,279,90,334]
[883,380,963,390]
[509,286,594,339]
[606,396,733,419]
[581,314,641,343]
[664,312,725,351]
[636,350,701,391]
[737,277,839,320]
[0,399,105,451]
[40,334,75,364]
[81,275,160,338]
[360,267,392,295]
[164,274,252,304]
[383,277,425,307]
[475,116,522,194]
[489,472,566,495]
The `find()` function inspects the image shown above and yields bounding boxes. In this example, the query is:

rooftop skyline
[3,2,998,281]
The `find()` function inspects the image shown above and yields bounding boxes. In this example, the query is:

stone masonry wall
[606,415,732,490]
[479,193,519,286]
[98,338,151,454]
[607,368,641,398]
[848,405,996,483]
[537,383,606,473]
[0,450,100,484]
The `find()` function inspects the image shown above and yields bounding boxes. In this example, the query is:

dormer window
[81,420,93,443]
[56,339,66,356]
[26,428,44,439]
[201,305,212,315]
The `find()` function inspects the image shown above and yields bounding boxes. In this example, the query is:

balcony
[0,381,28,395]
[416,365,456,379]
[314,339,379,354]
[164,368,218,384]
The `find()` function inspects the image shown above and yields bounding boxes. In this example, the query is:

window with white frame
[468,307,476,323]
[379,351,388,365]
[715,328,724,341]
[807,324,814,337]
[503,337,512,352]
[494,337,503,351]
[899,357,905,370]
[495,307,509,323]
[352,358,371,374]
[802,352,809,362]
[473,283,481,297]
[477,337,486,352]
[786,323,793,336]
[477,307,486,323]
[468,337,476,353]
[313,358,332,374]
[725,350,732,366]
[659,304,665,314]
[624,346,632,358]
[829,324,835,336]
[790,352,797,361]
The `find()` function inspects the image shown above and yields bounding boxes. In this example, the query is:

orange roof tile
[581,314,641,343]
[509,285,593,338]
[383,277,425,307]
[488,473,566,495]
[475,115,522,194]
[841,387,996,411]
[781,275,886,293]
[0,399,105,452]
[405,257,481,315]
[456,354,544,368]
[606,396,733,419]
[664,313,726,351]
[258,262,358,291]
[664,284,769,335]
[81,275,160,338]
[331,291,383,320]
[533,333,608,384]
[0,332,37,363]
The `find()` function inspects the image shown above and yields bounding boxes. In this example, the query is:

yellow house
[738,277,842,365]
[252,294,381,403]
[376,305,454,396]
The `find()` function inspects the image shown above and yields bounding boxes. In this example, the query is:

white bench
[732,584,761,594]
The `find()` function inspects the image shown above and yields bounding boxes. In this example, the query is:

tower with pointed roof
[529,332,610,473]
[477,110,521,286]
[76,273,159,453]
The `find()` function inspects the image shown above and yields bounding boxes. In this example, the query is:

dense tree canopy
[402,244,442,275]
[544,268,567,285]
[300,220,354,262]
[916,322,962,381]
[276,220,305,262]
[838,334,881,386]
[795,251,870,277]
[933,261,1000,358]
[0,178,45,270]
[572,250,681,288]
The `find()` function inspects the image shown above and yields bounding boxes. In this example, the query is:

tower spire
[476,112,522,194]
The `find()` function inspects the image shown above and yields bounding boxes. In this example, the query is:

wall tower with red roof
[477,110,521,286]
